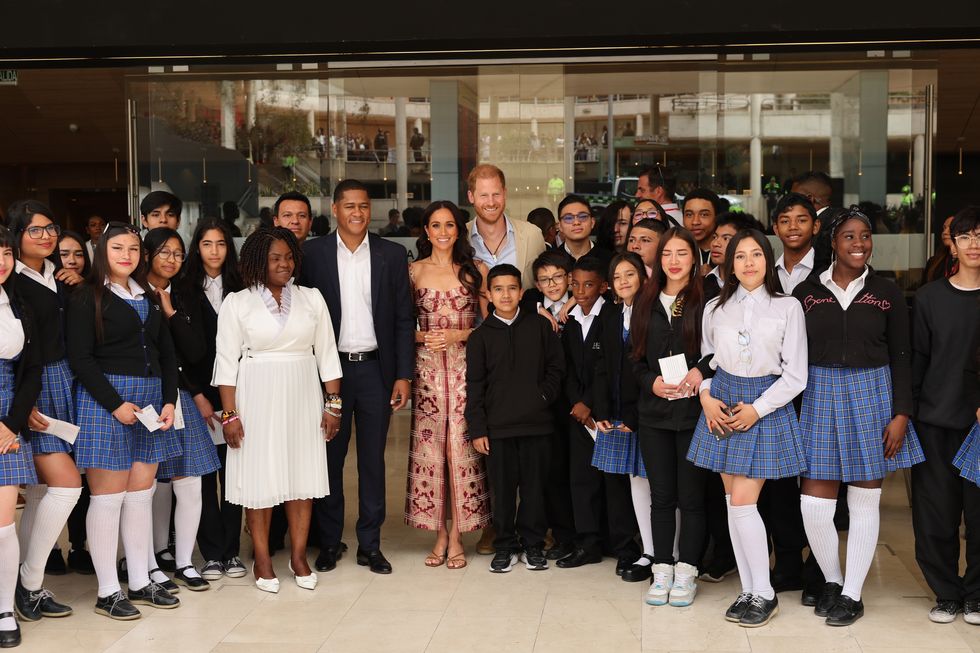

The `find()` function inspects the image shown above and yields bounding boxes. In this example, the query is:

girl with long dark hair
[686,229,808,627]
[0,226,44,647]
[406,200,491,569]
[67,221,181,620]
[630,227,712,606]
[49,229,91,279]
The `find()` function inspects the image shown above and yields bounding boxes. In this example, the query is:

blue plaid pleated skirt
[592,421,646,477]
[157,389,221,479]
[74,373,182,471]
[687,369,807,479]
[0,358,39,486]
[800,365,925,481]
[954,422,980,486]
[29,358,76,454]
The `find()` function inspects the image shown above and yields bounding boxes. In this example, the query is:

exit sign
[0,70,17,86]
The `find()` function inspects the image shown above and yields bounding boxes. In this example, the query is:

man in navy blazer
[299,179,415,574]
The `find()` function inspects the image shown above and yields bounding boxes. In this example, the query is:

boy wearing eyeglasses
[556,195,613,274]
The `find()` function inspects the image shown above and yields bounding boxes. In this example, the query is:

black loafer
[740,595,779,627]
[67,549,95,575]
[555,548,602,569]
[315,542,348,572]
[174,567,211,592]
[128,582,180,609]
[615,554,635,576]
[45,549,67,576]
[0,613,21,649]
[545,541,575,561]
[154,550,176,574]
[814,582,843,617]
[826,595,864,626]
[94,591,141,621]
[621,555,655,582]
[356,548,392,574]
[150,569,179,594]
[725,593,753,622]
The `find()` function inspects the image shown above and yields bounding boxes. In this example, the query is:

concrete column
[430,80,461,203]
[635,113,643,137]
[829,92,844,178]
[246,80,257,129]
[913,133,925,198]
[220,81,236,150]
[606,96,615,181]
[858,71,889,206]
[750,93,763,217]
[395,97,408,212]
[564,96,576,193]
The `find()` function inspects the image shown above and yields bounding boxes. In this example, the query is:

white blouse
[819,265,870,311]
[0,288,25,360]
[16,260,57,293]
[698,285,808,418]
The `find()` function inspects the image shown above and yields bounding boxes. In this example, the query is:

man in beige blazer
[466,164,546,289]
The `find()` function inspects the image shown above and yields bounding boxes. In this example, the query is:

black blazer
[17,272,72,364]
[166,287,210,398]
[562,300,618,409]
[592,304,640,431]
[67,286,179,412]
[1,305,43,437]
[299,232,415,389]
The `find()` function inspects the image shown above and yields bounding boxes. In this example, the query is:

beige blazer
[511,217,547,288]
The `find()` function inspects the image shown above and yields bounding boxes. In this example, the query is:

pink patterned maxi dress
[404,285,491,532]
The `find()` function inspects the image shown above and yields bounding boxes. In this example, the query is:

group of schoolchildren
[463,188,980,631]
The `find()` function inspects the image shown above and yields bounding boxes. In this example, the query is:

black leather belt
[339,350,379,362]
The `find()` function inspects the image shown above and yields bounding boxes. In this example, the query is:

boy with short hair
[140,190,182,230]
[524,249,574,327]
[556,194,614,271]
[773,192,821,293]
[466,264,565,573]
[682,188,722,264]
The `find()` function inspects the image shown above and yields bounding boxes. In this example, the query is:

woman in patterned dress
[405,200,491,570]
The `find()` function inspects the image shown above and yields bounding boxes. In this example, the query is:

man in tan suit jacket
[466,164,546,288]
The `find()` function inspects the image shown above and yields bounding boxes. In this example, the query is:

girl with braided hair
[212,226,342,593]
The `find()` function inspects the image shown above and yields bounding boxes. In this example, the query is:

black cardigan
[1,306,43,437]
[793,271,913,416]
[592,303,640,431]
[633,295,713,432]
[166,287,209,398]
[16,272,71,364]
[67,285,179,412]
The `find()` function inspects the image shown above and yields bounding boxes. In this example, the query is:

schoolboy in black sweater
[466,264,565,573]
[911,207,980,624]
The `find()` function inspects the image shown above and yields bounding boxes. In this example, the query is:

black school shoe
[15,577,73,621]
[556,548,602,569]
[825,595,864,626]
[0,613,20,649]
[725,593,753,622]
[174,567,211,592]
[45,549,67,576]
[128,582,180,609]
[154,550,176,574]
[621,555,654,582]
[739,595,779,627]
[814,582,843,617]
[545,541,575,561]
[150,569,179,594]
[94,591,141,621]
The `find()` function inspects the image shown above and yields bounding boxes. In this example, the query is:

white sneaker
[645,563,674,606]
[669,562,698,606]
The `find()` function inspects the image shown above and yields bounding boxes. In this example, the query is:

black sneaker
[174,567,211,592]
[928,599,962,624]
[155,550,176,573]
[201,560,224,581]
[739,595,779,627]
[826,595,864,626]
[724,592,753,622]
[964,599,980,625]
[814,582,843,617]
[223,556,247,579]
[489,550,518,573]
[67,549,95,575]
[128,582,179,609]
[545,541,575,561]
[45,549,67,576]
[521,547,548,571]
[94,591,141,621]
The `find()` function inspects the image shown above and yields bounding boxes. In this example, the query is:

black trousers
[197,444,243,561]
[314,359,391,552]
[544,411,576,546]
[567,420,638,557]
[912,421,980,602]
[758,476,807,579]
[638,426,707,566]
[703,472,735,568]
[66,476,90,550]
[487,434,550,551]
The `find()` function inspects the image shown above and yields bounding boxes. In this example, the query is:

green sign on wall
[0,70,17,85]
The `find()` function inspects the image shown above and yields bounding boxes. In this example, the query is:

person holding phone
[687,229,808,627]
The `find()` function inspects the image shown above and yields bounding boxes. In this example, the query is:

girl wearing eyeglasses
[67,221,180,620]
[687,229,808,627]
[791,210,923,627]
[6,201,83,622]
[0,225,44,648]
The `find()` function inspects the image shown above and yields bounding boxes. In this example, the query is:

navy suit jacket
[299,232,415,390]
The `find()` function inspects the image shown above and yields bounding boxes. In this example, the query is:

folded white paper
[135,405,163,433]
[37,412,80,445]
[173,394,185,430]
[659,353,691,401]
[208,417,224,446]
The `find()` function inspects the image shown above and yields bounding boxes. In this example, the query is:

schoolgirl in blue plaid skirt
[953,422,980,486]
[29,358,75,454]
[0,358,39,486]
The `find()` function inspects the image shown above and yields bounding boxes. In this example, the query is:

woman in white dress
[212,227,342,593]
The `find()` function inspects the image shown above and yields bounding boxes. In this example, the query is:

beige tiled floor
[15,413,980,652]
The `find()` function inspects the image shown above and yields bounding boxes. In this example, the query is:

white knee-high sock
[172,477,203,575]
[629,476,653,563]
[17,484,47,561]
[122,488,154,591]
[726,496,752,594]
[20,486,82,591]
[801,494,843,585]
[0,524,19,631]
[842,486,881,601]
[152,480,172,554]
[87,492,125,598]
[731,503,774,600]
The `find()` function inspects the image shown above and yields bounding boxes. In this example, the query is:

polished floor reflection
[14,412,980,652]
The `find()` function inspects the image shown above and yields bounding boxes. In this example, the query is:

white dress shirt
[336,233,377,352]
[16,259,57,292]
[622,303,633,332]
[775,247,815,295]
[496,308,520,326]
[569,296,605,341]
[819,265,870,310]
[541,295,567,317]
[0,287,25,360]
[699,285,808,418]
[203,274,224,314]
[469,217,517,267]
[105,277,145,301]
[706,267,724,290]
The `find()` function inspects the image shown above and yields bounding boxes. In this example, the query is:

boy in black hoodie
[466,264,565,574]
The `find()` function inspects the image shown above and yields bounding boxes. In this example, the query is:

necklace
[486,232,507,257]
